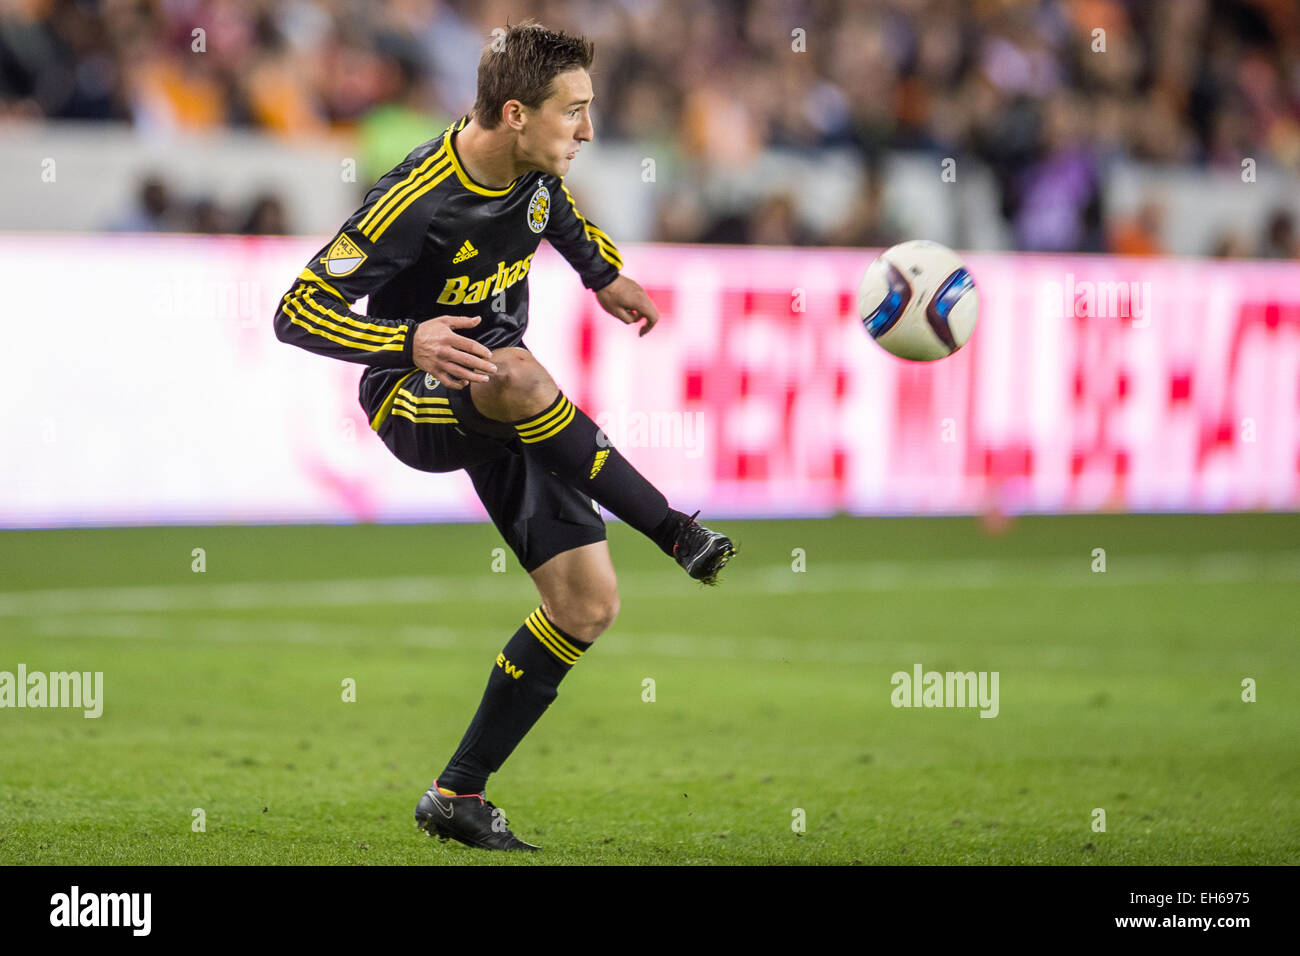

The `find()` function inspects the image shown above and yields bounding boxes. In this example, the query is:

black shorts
[359,366,606,572]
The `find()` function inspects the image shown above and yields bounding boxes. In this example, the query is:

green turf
[1,514,1297,865]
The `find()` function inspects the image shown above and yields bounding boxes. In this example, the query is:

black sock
[510,393,684,553]
[437,607,591,796]
[649,507,691,557]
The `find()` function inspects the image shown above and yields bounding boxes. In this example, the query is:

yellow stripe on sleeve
[282,288,405,354]
[298,268,348,302]
[300,289,408,345]
[369,164,455,240]
[358,147,448,235]
[560,184,623,268]
[285,311,404,354]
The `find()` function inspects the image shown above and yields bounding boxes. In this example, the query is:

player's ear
[502,99,527,132]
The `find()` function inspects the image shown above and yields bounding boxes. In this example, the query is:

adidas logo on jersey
[452,240,478,264]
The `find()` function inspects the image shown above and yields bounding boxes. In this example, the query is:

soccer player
[273,22,735,851]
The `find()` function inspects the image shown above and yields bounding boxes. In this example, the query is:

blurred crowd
[1,0,1297,256]
[105,175,292,234]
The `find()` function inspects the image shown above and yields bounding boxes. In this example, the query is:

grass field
[1,513,1297,865]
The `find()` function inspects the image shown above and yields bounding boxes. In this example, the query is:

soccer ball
[857,239,978,361]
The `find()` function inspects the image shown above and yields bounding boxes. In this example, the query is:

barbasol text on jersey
[437,253,537,305]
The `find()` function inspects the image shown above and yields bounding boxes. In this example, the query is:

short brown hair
[473,22,594,129]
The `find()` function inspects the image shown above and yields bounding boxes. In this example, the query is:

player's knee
[595,590,621,633]
[487,347,554,403]
[547,587,619,643]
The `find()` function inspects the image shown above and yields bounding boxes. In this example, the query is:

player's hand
[412,315,497,389]
[596,274,659,336]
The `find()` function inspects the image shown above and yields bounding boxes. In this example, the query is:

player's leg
[528,540,619,643]
[467,347,682,552]
[431,453,610,796]
[417,456,613,849]
[456,346,735,582]
[432,542,616,797]
[362,366,725,848]
[365,372,590,849]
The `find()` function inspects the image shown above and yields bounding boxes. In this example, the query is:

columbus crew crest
[321,233,367,277]
[527,184,550,234]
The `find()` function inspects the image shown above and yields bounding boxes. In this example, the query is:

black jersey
[273,115,622,367]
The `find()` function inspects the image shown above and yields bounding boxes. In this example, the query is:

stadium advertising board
[2,236,1295,525]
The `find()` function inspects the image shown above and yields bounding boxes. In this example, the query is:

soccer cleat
[671,510,736,585]
[414,782,540,851]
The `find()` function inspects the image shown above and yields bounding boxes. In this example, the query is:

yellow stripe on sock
[517,402,576,443]
[524,610,580,665]
[514,397,571,434]
[533,608,585,660]
[524,613,575,664]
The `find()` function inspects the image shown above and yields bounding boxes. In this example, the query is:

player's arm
[273,182,496,383]
[544,180,659,336]
[273,206,421,368]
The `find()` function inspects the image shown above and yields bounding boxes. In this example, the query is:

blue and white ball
[858,240,978,361]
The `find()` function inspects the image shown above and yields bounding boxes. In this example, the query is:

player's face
[520,68,594,178]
